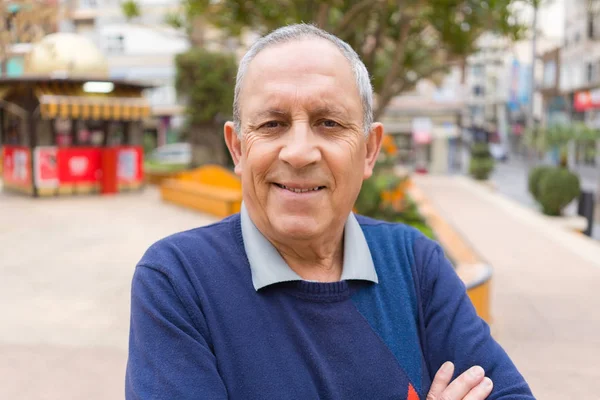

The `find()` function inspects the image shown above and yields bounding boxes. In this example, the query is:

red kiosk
[0,33,151,197]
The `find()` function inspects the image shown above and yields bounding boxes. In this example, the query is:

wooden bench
[145,170,184,186]
[408,184,493,324]
[160,165,242,218]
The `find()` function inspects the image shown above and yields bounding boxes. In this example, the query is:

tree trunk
[187,123,228,167]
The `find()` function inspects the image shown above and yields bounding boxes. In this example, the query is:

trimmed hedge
[469,142,494,180]
[528,166,554,200]
[537,168,580,216]
[528,166,580,216]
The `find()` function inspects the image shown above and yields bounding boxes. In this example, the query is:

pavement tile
[415,175,600,399]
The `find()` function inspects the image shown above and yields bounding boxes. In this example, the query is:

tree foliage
[0,0,58,71]
[175,48,237,125]
[121,0,142,21]
[168,0,525,118]
[524,123,600,166]
[175,49,237,165]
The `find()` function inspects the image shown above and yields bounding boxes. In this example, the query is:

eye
[260,121,283,129]
[320,120,341,128]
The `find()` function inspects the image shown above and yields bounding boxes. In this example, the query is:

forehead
[240,38,362,117]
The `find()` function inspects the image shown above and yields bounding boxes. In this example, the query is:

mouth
[273,183,326,193]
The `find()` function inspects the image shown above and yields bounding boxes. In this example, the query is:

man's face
[225,38,382,242]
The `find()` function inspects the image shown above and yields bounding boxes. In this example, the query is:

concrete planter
[544,215,588,233]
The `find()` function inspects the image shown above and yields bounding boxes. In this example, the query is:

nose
[278,122,321,169]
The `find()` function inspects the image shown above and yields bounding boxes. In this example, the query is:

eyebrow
[251,109,289,120]
[311,106,351,120]
[250,106,351,121]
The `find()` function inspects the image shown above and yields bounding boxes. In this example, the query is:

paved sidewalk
[0,185,217,400]
[415,175,600,400]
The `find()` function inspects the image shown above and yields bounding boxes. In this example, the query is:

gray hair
[233,23,373,136]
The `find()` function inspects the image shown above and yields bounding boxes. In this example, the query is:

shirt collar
[240,203,378,291]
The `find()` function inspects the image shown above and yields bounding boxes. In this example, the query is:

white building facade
[559,0,600,166]
[61,0,191,147]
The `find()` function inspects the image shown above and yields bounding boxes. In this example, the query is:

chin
[270,213,323,240]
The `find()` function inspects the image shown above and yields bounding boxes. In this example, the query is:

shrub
[469,142,494,180]
[537,168,580,216]
[528,166,553,200]
[469,158,494,180]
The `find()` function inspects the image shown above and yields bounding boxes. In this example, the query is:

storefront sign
[574,89,600,111]
[117,146,143,183]
[57,147,103,183]
[2,146,31,187]
[34,146,59,188]
[3,146,31,186]
[412,118,433,144]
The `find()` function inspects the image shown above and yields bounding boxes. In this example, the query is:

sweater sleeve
[414,236,535,399]
[125,265,228,400]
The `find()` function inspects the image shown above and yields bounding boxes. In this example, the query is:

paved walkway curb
[414,175,600,399]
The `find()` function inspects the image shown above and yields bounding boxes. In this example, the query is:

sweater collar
[240,203,378,291]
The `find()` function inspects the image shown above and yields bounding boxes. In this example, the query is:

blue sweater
[126,214,534,399]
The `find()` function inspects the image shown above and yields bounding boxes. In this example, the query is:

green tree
[165,0,525,119]
[175,49,237,166]
[524,123,600,167]
[121,0,141,21]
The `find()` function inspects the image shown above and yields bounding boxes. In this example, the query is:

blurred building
[539,47,567,126]
[382,67,465,174]
[464,34,510,133]
[462,30,560,156]
[59,0,190,148]
[560,0,600,166]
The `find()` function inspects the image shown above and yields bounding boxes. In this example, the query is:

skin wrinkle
[224,38,383,283]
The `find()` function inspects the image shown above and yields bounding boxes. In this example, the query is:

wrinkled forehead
[239,38,362,118]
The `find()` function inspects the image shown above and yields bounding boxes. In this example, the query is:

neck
[271,228,345,283]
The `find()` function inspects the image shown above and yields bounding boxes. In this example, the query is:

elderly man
[126,24,533,400]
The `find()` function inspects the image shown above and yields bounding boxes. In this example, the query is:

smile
[274,183,325,193]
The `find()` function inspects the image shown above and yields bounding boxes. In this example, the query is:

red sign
[35,147,59,188]
[412,118,433,145]
[57,147,103,184]
[574,89,600,111]
[117,146,143,184]
[2,146,31,187]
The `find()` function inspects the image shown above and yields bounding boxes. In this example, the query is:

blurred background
[1,0,600,399]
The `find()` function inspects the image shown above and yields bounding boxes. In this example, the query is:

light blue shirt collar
[240,203,378,291]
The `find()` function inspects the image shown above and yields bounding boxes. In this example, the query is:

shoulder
[356,214,437,255]
[137,214,243,278]
[356,214,443,276]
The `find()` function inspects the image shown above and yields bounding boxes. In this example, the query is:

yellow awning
[34,83,151,121]
[37,94,151,121]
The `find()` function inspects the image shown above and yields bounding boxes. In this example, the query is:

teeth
[279,184,321,193]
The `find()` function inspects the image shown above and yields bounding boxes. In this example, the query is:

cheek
[326,141,367,187]
[243,139,279,185]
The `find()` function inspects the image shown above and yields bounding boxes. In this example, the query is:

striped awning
[35,83,151,121]
[38,94,151,120]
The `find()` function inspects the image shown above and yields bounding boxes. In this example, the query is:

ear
[363,122,384,180]
[224,121,243,176]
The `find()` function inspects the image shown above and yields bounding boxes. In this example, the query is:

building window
[473,85,485,96]
[575,31,581,43]
[543,61,556,88]
[587,62,594,83]
[80,0,97,8]
[105,34,124,54]
[471,64,484,77]
[589,12,596,39]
